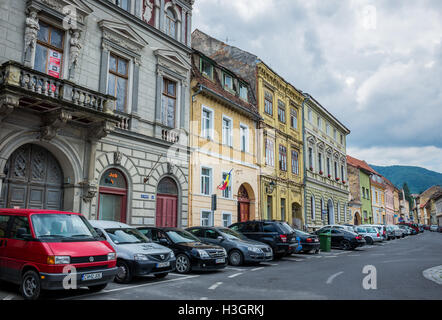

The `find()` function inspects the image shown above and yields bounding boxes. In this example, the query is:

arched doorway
[156,177,178,228]
[237,185,250,222]
[327,199,335,225]
[354,212,361,225]
[291,203,302,229]
[1,144,63,209]
[98,169,127,223]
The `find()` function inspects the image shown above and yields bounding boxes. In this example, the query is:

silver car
[354,226,383,245]
[364,224,387,241]
[430,225,438,232]
[90,220,176,283]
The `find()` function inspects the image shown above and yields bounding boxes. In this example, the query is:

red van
[0,209,118,299]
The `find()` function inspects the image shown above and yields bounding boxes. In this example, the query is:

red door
[156,194,177,228]
[238,201,250,222]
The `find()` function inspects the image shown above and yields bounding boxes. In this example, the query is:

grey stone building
[0,0,194,228]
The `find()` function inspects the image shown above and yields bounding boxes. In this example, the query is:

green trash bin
[319,233,331,252]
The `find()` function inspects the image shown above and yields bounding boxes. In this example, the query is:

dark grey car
[186,227,273,266]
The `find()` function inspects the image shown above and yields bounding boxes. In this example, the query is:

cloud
[192,0,442,172]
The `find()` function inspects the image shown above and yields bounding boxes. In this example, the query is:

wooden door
[238,201,250,223]
[156,194,178,228]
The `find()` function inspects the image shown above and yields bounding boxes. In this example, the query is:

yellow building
[371,174,386,224]
[188,50,262,227]
[256,63,305,227]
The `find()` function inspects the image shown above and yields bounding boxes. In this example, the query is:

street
[0,232,440,300]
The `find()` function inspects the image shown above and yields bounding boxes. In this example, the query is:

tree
[403,182,413,210]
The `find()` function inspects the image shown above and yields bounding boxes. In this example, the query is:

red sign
[47,50,62,78]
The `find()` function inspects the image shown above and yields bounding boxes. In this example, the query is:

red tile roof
[346,155,378,175]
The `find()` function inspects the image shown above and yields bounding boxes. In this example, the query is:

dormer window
[200,59,213,79]
[165,8,177,39]
[239,84,248,101]
[223,74,233,90]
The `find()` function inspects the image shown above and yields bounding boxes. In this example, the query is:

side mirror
[217,236,224,242]
[16,228,33,241]
[159,238,170,245]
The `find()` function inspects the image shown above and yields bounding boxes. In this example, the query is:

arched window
[165,8,177,39]
[311,195,316,220]
[320,198,325,220]
[337,201,341,222]
[98,169,128,223]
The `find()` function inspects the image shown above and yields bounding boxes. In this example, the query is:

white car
[430,225,438,232]
[90,220,176,283]
[354,226,383,245]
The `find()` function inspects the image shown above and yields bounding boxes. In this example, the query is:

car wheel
[340,240,351,251]
[175,254,191,274]
[154,273,168,279]
[20,270,42,300]
[365,237,374,245]
[228,250,244,266]
[302,249,312,254]
[115,260,133,284]
[88,283,108,292]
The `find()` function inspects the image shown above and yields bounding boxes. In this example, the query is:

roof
[0,209,82,215]
[89,220,132,229]
[346,155,378,175]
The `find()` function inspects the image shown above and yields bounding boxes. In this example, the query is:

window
[278,101,286,123]
[362,187,366,199]
[165,8,177,39]
[201,211,213,227]
[264,91,273,115]
[290,108,298,129]
[317,116,322,129]
[0,215,10,237]
[201,107,213,139]
[223,74,233,90]
[308,108,312,122]
[200,59,213,79]
[222,213,232,227]
[340,134,344,145]
[263,223,277,233]
[341,165,345,181]
[265,138,275,167]
[334,161,338,179]
[267,196,273,220]
[201,168,212,195]
[279,145,287,171]
[108,54,129,112]
[116,0,130,11]
[337,202,341,222]
[239,84,248,101]
[308,147,313,169]
[240,125,248,152]
[326,123,330,135]
[281,199,286,221]
[334,128,337,140]
[35,22,64,78]
[291,150,299,175]
[311,196,316,220]
[161,78,177,127]
[327,157,331,176]
[318,153,323,172]
[10,216,30,239]
[221,172,232,199]
[222,117,232,147]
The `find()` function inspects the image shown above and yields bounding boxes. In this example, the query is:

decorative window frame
[222,212,233,227]
[239,123,249,153]
[222,115,233,147]
[163,1,182,42]
[201,105,215,141]
[200,209,214,227]
[200,166,213,196]
[98,20,147,115]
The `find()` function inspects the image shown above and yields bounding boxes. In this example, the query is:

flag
[218,169,233,191]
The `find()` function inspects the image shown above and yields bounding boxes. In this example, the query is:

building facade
[371,174,386,224]
[303,95,350,231]
[383,177,396,225]
[393,187,400,224]
[399,189,411,222]
[346,155,373,225]
[191,29,305,228]
[0,0,194,227]
[188,50,261,227]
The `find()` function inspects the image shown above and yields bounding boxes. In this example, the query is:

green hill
[370,165,442,194]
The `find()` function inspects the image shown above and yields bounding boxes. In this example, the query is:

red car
[0,209,118,299]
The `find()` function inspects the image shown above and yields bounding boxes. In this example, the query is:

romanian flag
[218,169,233,191]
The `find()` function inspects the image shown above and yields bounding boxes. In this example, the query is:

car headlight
[247,247,262,254]
[134,254,149,261]
[47,256,70,265]
[196,249,210,259]
[107,252,117,261]
[170,251,175,259]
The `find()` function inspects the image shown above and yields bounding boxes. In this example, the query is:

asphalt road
[1,231,441,300]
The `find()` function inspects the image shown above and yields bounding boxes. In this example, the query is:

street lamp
[266,181,276,194]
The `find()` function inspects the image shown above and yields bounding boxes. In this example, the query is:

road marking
[371,253,386,256]
[423,266,442,285]
[2,295,15,300]
[170,273,193,277]
[208,282,223,290]
[348,254,361,257]
[200,297,209,300]
[251,267,265,271]
[61,275,199,300]
[228,273,243,279]
[283,258,304,262]
[326,272,344,284]
[225,267,244,271]
[324,256,338,258]
[261,263,278,266]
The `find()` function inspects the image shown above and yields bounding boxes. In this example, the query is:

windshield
[293,229,313,237]
[31,214,97,241]
[105,228,150,245]
[279,222,294,234]
[166,230,200,243]
[219,228,247,240]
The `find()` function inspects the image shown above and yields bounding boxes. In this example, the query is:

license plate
[81,272,102,281]
[216,258,225,264]
[156,262,170,268]
[265,253,272,257]
[314,239,319,242]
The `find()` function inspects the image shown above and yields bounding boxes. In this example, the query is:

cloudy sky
[192,0,442,173]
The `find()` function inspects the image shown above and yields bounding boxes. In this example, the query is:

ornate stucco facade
[303,95,350,231]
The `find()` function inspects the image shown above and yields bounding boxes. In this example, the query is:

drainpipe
[301,93,310,232]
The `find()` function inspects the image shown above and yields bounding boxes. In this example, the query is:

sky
[192,0,442,173]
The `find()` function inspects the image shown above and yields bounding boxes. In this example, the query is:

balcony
[306,170,349,192]
[0,61,120,128]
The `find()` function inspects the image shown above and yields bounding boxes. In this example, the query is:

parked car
[364,224,387,241]
[138,227,227,274]
[90,221,175,283]
[313,228,366,250]
[397,224,411,236]
[430,225,438,232]
[353,226,383,245]
[385,225,397,240]
[0,209,118,300]
[437,226,442,233]
[423,225,430,231]
[229,220,299,259]
[391,225,405,238]
[292,229,320,254]
[186,226,273,266]
[321,224,355,233]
